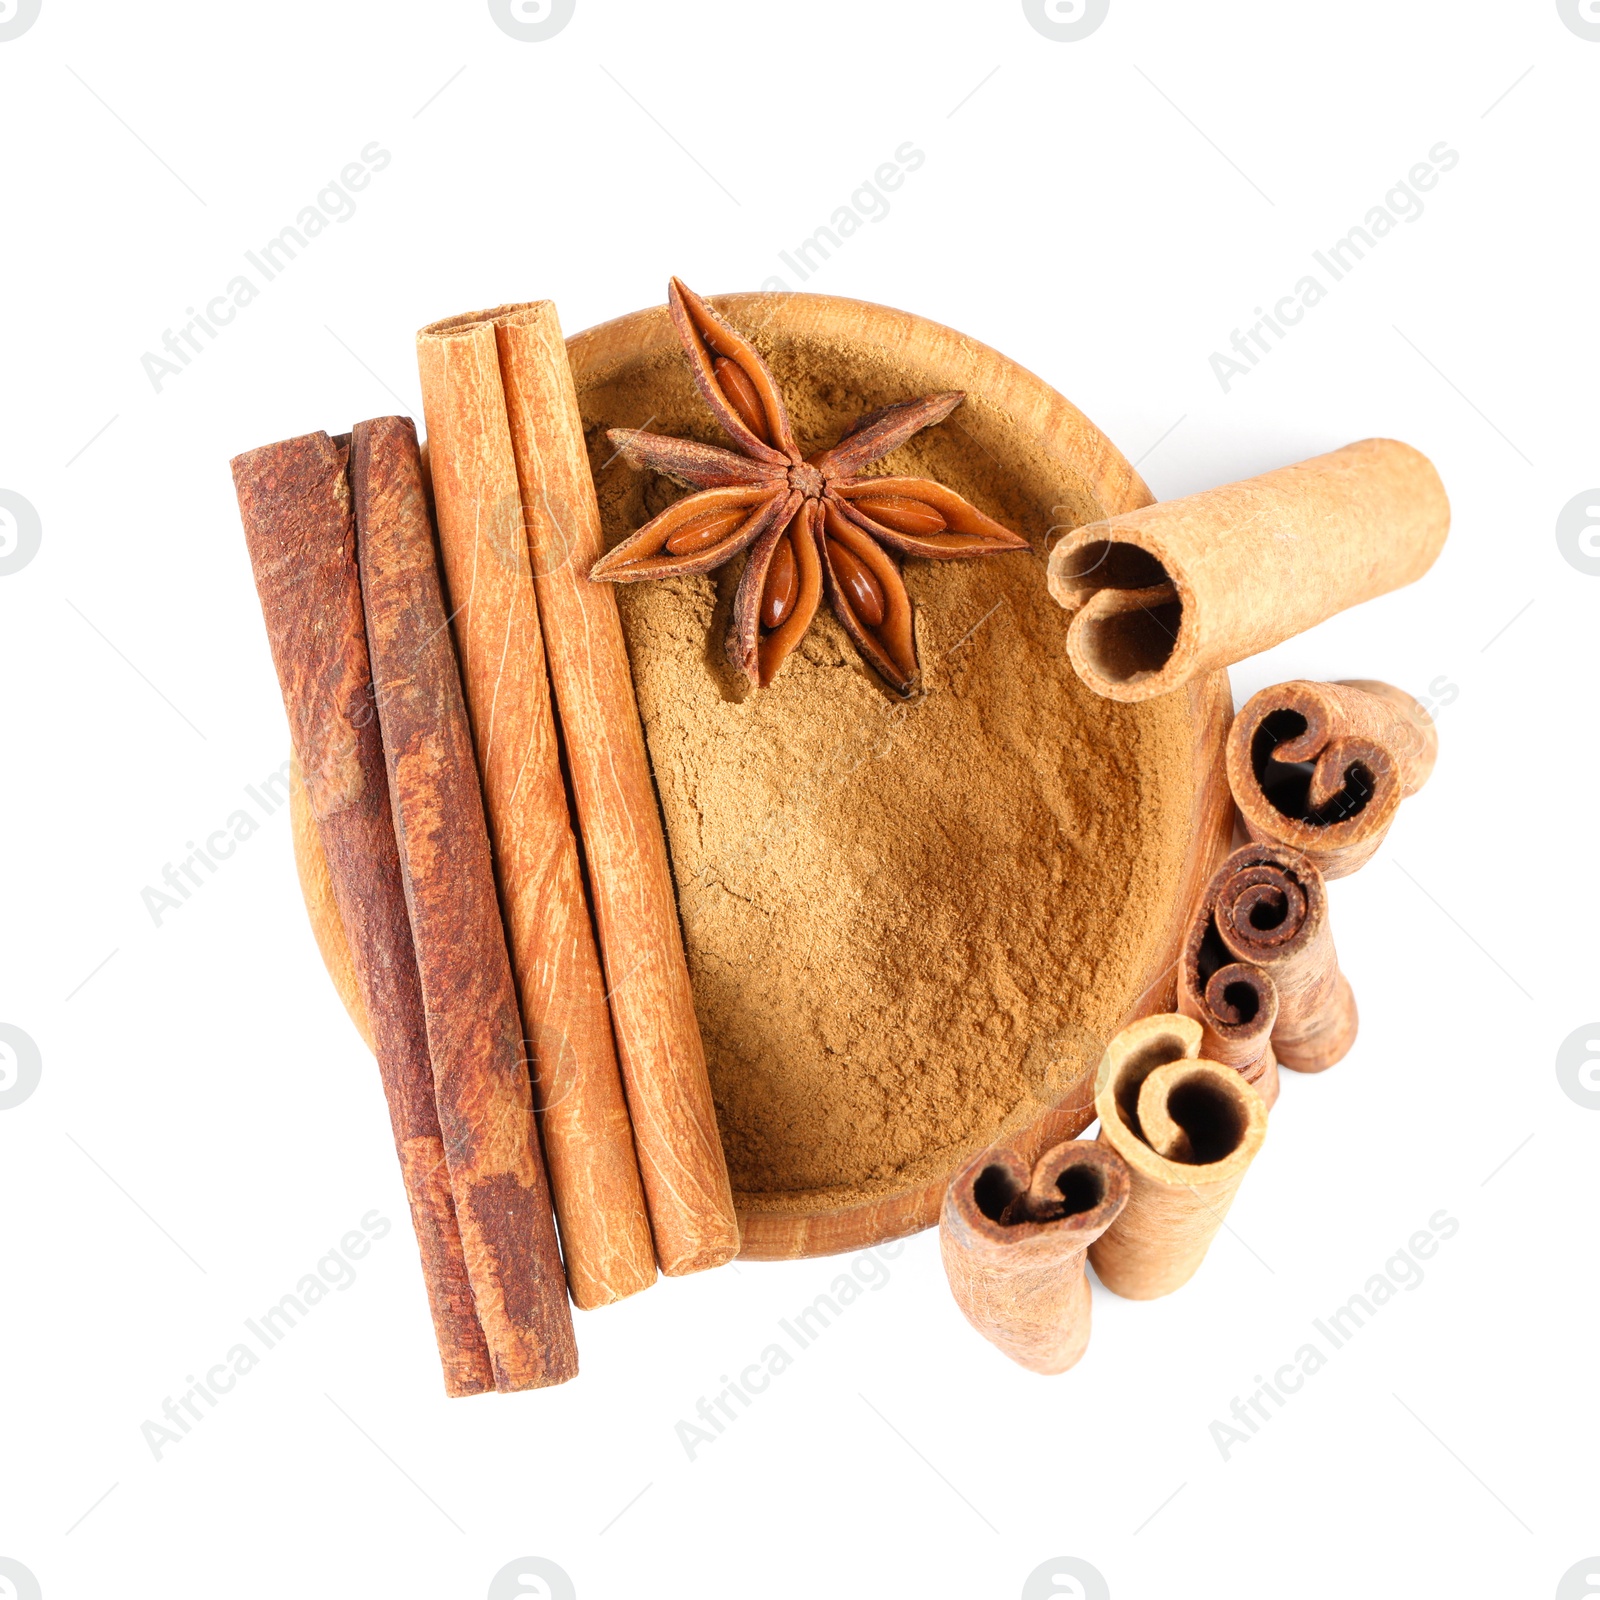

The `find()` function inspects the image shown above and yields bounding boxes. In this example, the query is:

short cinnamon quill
[1177,866,1281,1108]
[1090,1014,1269,1299]
[1206,842,1356,1074]
[1227,679,1438,879]
[940,1140,1128,1374]
[231,432,493,1397]
[1047,439,1449,702]
[352,414,577,1391]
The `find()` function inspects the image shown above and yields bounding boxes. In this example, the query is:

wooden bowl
[293,291,1232,1263]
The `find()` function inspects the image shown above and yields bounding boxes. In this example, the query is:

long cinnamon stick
[1089,1014,1268,1299]
[231,432,493,1397]
[1226,679,1438,879]
[1047,440,1449,702]
[940,1140,1128,1374]
[1176,865,1281,1107]
[351,414,577,1391]
[1209,842,1357,1073]
[415,316,657,1309]
[484,300,740,1275]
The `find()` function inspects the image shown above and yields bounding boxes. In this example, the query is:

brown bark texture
[351,414,577,1391]
[1090,1014,1269,1299]
[1047,440,1449,702]
[1177,859,1282,1108]
[1208,841,1357,1073]
[432,299,740,1275]
[231,431,494,1397]
[940,1139,1128,1374]
[416,317,658,1308]
[1226,678,1438,879]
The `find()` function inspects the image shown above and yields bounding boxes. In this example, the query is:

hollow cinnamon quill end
[1090,1016,1268,1301]
[940,1141,1129,1374]
[1208,840,1358,1073]
[1047,530,1192,703]
[1226,678,1436,879]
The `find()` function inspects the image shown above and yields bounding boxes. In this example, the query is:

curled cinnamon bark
[352,415,577,1392]
[1210,842,1357,1074]
[1047,440,1449,702]
[231,432,493,1397]
[1089,1015,1269,1299]
[1177,866,1281,1107]
[1226,679,1438,879]
[940,1140,1128,1374]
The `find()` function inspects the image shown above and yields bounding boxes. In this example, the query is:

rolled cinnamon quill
[940,1140,1128,1374]
[473,300,740,1276]
[1089,1014,1268,1299]
[1208,842,1356,1073]
[1046,439,1449,702]
[416,316,658,1308]
[1177,868,1281,1108]
[1226,679,1438,879]
[232,432,493,1397]
[352,415,577,1391]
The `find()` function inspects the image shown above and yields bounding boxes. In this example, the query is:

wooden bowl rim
[566,290,1233,1259]
[293,289,1233,1262]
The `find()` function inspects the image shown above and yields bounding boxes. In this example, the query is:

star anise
[588,278,1030,696]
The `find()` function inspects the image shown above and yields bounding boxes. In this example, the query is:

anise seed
[713,356,769,443]
[760,534,799,630]
[664,504,748,555]
[827,538,886,627]
[852,494,947,536]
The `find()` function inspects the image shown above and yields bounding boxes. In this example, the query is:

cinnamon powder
[578,319,1193,1216]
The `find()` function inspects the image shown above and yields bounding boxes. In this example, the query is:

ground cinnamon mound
[578,319,1192,1215]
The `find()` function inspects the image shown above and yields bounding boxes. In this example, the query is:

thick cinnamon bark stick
[1089,1014,1268,1299]
[1177,865,1281,1107]
[940,1140,1127,1374]
[1209,842,1356,1073]
[415,317,657,1309]
[231,432,493,1397]
[1047,440,1449,702]
[1226,679,1438,879]
[475,300,740,1275]
[351,415,577,1391]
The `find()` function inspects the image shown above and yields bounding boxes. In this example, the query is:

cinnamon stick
[415,316,657,1309]
[1226,679,1438,879]
[231,432,493,1397]
[351,414,577,1391]
[1209,841,1357,1073]
[1089,1014,1268,1299]
[1176,865,1281,1107]
[940,1140,1128,1374]
[1047,440,1450,702]
[478,300,740,1276]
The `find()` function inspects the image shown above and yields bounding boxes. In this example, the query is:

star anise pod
[588,278,1030,696]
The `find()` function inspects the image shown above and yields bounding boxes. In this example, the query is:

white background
[2,2,1595,1597]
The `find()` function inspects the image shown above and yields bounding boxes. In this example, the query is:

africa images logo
[0,0,42,43]
[0,490,41,575]
[489,0,574,42]
[1022,0,1108,42]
